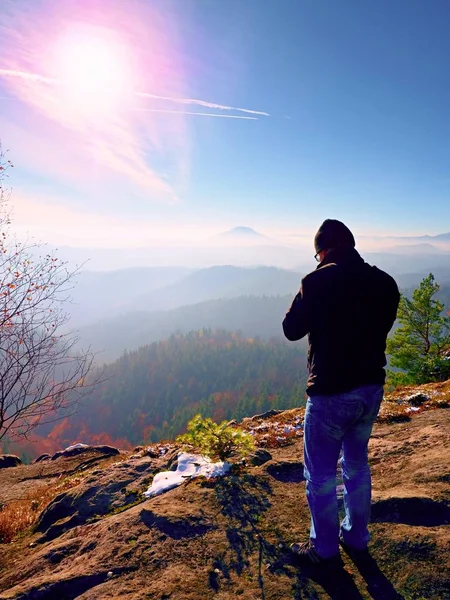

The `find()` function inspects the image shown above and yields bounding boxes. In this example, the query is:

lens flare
[52,26,132,116]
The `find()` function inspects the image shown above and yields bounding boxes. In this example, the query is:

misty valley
[5,248,450,462]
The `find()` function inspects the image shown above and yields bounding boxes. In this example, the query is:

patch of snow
[144,452,231,498]
[406,406,421,412]
[284,424,303,434]
[252,423,271,431]
[64,443,89,451]
[157,444,175,456]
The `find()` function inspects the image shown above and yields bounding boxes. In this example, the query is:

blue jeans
[303,384,383,558]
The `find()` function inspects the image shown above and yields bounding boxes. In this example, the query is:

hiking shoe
[290,541,342,566]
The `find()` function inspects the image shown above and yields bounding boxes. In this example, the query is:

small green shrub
[177,414,255,462]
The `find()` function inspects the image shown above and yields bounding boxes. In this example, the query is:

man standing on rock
[282,219,400,565]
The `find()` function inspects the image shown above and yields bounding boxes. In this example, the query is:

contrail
[0,68,56,85]
[133,108,258,120]
[0,68,268,117]
[135,92,270,116]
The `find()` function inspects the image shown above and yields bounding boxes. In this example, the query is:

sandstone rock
[0,454,22,469]
[405,393,429,407]
[35,451,180,542]
[144,447,160,458]
[246,409,283,422]
[248,449,272,466]
[51,444,120,461]
[1,398,449,600]
[34,453,52,463]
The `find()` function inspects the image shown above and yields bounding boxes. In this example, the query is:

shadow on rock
[211,473,277,600]
[269,546,404,600]
[371,497,450,527]
[271,551,365,600]
[266,461,305,483]
[341,547,405,600]
[140,509,213,540]
[4,568,137,600]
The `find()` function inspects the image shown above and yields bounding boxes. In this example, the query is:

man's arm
[282,279,313,341]
[386,276,400,332]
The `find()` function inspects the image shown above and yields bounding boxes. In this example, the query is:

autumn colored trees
[0,145,94,441]
[59,330,308,446]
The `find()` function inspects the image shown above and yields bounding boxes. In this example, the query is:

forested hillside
[78,295,295,362]
[69,265,302,329]
[30,331,308,457]
[128,265,301,312]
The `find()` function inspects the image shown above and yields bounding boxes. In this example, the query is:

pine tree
[387,274,450,384]
[177,414,255,461]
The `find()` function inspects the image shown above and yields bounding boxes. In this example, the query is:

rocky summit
[0,385,449,600]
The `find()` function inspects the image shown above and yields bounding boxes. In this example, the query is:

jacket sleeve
[385,276,400,332]
[282,278,313,341]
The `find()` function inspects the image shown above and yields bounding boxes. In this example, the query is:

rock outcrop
[0,392,449,600]
[35,448,179,542]
[50,444,120,461]
[0,455,22,469]
[33,454,52,464]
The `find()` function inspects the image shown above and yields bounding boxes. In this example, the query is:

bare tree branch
[0,145,96,442]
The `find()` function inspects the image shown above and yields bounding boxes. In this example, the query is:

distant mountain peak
[229,226,264,236]
[396,231,450,242]
[216,226,267,239]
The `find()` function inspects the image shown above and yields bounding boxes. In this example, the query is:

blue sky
[1,0,450,247]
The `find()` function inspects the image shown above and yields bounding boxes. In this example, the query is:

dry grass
[240,407,305,448]
[377,401,412,423]
[0,475,83,543]
[381,379,450,422]
[237,380,450,438]
[425,396,450,409]
[0,452,132,544]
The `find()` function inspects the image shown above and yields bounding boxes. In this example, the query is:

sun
[53,26,132,116]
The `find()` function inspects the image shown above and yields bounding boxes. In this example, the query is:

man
[282,219,400,565]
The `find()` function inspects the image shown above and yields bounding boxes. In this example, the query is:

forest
[29,330,308,455]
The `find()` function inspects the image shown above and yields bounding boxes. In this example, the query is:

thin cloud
[0,66,177,201]
[0,0,268,206]
[0,69,269,118]
[136,91,270,116]
[0,68,56,85]
[133,108,258,120]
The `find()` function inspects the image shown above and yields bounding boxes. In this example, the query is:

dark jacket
[282,247,400,396]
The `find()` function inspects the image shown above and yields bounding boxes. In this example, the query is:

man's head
[314,219,355,262]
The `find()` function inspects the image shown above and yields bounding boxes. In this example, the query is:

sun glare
[53,27,132,116]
